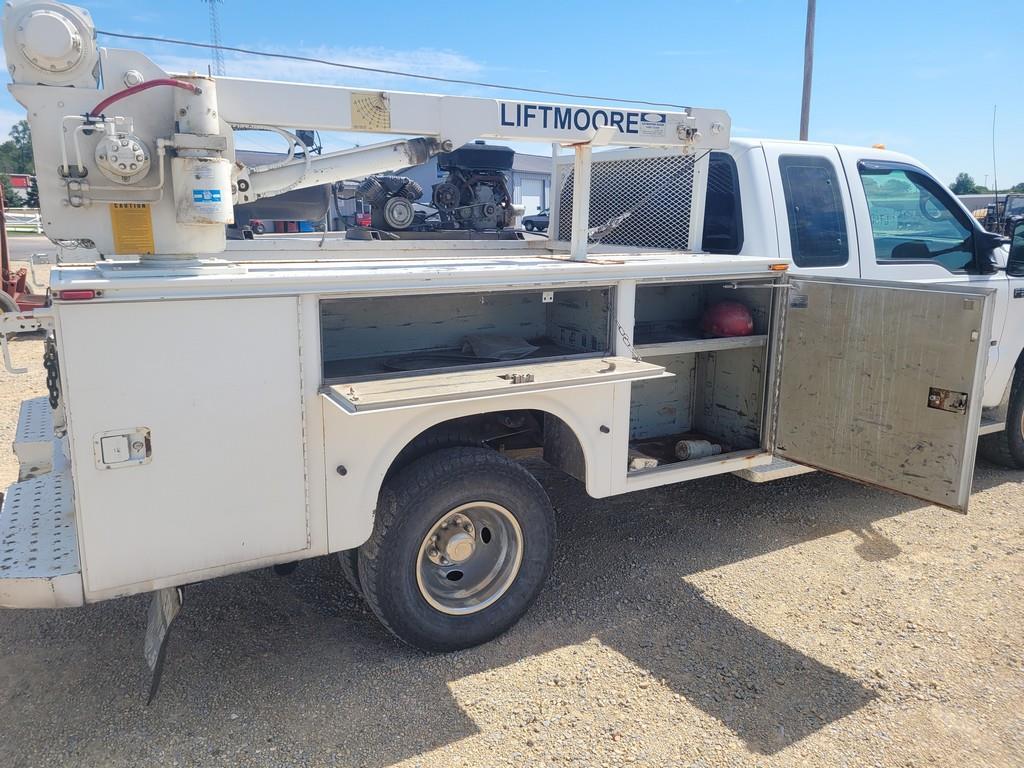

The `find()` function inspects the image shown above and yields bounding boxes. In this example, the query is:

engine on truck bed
[433,142,518,230]
[354,142,520,232]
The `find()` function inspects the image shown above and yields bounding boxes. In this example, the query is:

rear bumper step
[733,457,815,483]
[0,462,83,609]
[978,417,1005,436]
[13,396,54,480]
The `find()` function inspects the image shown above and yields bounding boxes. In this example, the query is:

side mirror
[1008,221,1024,277]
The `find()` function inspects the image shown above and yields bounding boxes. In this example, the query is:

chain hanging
[615,321,641,362]
[43,334,60,409]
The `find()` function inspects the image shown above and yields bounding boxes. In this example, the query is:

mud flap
[143,586,183,705]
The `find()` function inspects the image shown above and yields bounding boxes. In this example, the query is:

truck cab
[700,139,1024,465]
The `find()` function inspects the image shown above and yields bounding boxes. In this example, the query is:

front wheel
[357,447,555,651]
[979,366,1024,468]
[524,222,535,232]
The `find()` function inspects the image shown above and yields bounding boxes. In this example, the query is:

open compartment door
[773,277,994,513]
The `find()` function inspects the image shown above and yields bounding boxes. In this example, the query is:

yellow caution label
[350,91,391,131]
[109,203,155,254]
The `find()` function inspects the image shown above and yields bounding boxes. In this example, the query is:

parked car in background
[523,208,549,232]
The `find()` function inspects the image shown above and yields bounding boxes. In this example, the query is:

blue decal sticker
[192,189,222,203]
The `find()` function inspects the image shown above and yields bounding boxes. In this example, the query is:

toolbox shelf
[321,287,613,381]
[634,333,767,357]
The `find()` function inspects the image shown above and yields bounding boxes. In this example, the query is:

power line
[95,29,688,110]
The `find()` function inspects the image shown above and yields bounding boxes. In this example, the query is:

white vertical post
[570,143,592,261]
[547,142,560,247]
[614,279,636,357]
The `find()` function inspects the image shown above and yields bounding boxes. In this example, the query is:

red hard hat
[701,301,754,337]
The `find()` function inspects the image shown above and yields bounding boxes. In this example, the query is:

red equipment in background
[0,195,47,312]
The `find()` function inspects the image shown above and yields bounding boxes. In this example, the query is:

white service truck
[0,0,1019,686]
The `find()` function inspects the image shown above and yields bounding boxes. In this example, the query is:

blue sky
[2,0,1020,187]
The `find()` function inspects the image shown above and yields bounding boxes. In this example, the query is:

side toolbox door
[772,276,994,512]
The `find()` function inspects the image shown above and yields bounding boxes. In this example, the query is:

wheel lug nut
[429,548,440,558]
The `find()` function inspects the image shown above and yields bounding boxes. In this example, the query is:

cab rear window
[701,152,743,255]
[778,155,849,267]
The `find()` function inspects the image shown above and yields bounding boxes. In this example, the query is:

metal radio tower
[204,0,226,76]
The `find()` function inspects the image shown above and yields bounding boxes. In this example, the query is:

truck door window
[702,152,743,254]
[778,155,849,267]
[859,164,974,272]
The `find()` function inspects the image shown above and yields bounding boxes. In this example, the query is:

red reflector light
[57,290,97,300]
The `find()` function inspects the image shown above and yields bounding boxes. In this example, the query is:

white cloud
[0,107,26,141]
[148,43,485,91]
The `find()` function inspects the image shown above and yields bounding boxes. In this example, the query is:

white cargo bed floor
[13,396,53,479]
[0,466,83,608]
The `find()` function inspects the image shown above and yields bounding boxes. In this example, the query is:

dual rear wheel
[339,447,555,651]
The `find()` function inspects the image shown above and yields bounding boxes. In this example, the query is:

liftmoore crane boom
[2,0,729,261]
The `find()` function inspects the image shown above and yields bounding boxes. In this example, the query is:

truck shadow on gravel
[0,462,1015,766]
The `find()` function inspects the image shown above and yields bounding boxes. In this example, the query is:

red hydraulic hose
[88,78,199,118]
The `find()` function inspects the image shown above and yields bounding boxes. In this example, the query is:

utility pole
[799,0,816,141]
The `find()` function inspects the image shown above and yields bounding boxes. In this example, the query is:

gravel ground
[1,253,1022,767]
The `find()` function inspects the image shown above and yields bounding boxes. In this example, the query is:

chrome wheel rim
[415,501,523,615]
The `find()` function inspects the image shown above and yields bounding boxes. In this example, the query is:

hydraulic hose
[88,79,200,118]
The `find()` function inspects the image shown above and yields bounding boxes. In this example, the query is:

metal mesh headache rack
[553,147,709,253]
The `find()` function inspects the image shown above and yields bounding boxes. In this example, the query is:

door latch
[500,372,535,385]
[93,427,152,469]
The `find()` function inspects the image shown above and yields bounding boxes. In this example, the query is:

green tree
[0,120,33,175]
[950,172,979,195]
[0,174,23,208]
[1012,182,1024,194]
[9,120,32,174]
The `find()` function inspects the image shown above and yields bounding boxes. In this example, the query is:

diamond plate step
[0,467,83,608]
[13,396,53,480]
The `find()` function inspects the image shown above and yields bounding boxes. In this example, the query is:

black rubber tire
[336,549,362,595]
[525,222,535,232]
[357,447,555,652]
[251,221,266,235]
[386,425,483,480]
[979,366,1024,468]
[0,291,18,313]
